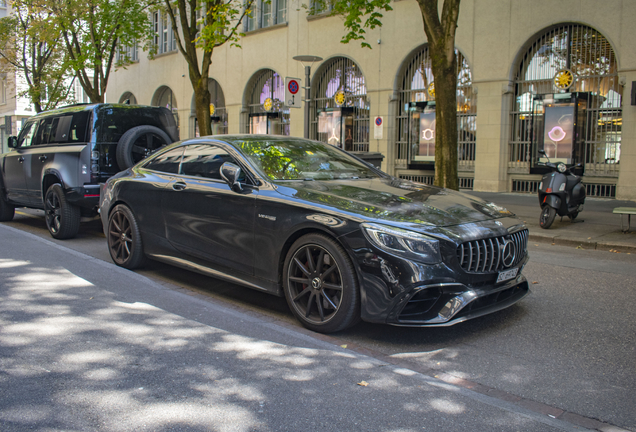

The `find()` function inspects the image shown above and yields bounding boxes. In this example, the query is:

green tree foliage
[162,0,255,137]
[319,0,461,190]
[0,0,75,112]
[45,0,153,103]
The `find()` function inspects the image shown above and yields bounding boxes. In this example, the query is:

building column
[617,72,636,201]
[473,80,513,192]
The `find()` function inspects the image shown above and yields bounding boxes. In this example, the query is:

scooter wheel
[540,206,557,229]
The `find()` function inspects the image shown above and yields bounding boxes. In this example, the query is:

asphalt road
[1,210,635,431]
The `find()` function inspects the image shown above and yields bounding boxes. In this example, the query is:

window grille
[117,41,138,63]
[395,46,476,170]
[509,24,621,179]
[311,57,369,152]
[245,69,290,135]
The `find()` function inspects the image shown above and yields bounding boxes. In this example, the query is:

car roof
[25,103,168,119]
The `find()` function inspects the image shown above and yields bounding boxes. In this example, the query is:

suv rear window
[95,107,170,143]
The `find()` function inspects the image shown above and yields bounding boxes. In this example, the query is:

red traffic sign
[288,80,299,95]
[375,117,383,126]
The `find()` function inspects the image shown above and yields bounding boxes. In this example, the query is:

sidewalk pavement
[468,191,636,253]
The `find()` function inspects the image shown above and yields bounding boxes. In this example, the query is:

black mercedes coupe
[100,135,529,333]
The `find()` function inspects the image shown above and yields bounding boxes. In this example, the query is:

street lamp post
[293,55,323,139]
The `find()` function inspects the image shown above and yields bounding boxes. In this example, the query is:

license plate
[496,267,519,283]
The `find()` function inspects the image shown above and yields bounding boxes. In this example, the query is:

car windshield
[232,139,382,181]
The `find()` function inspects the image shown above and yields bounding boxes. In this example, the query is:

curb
[528,233,636,253]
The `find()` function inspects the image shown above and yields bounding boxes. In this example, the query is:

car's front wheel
[107,204,145,269]
[45,184,80,239]
[283,233,360,333]
[0,187,15,222]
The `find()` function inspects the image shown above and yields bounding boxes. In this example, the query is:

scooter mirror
[538,149,546,156]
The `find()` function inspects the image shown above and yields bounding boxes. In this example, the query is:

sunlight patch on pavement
[429,398,466,414]
[0,259,29,269]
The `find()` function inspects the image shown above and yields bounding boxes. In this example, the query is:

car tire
[116,125,172,169]
[107,204,146,269]
[283,233,360,333]
[0,186,15,222]
[44,184,81,239]
[539,205,557,229]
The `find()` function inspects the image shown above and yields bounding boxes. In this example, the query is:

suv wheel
[45,184,81,239]
[116,125,172,169]
[0,185,15,222]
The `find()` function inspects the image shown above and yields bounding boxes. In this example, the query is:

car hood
[274,177,514,228]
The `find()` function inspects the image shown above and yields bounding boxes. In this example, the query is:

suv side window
[179,144,244,181]
[49,116,73,143]
[143,147,184,174]
[34,118,54,145]
[17,121,37,147]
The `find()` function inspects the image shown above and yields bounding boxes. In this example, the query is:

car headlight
[361,223,441,264]
[557,162,567,173]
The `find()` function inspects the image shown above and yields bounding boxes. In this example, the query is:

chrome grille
[457,229,528,273]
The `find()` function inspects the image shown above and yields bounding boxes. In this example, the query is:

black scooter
[537,149,586,229]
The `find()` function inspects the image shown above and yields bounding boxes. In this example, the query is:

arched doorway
[244,69,289,135]
[192,79,227,136]
[152,85,179,127]
[509,24,621,181]
[119,91,137,105]
[395,46,476,174]
[311,57,369,152]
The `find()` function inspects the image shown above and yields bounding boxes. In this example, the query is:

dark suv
[0,103,179,239]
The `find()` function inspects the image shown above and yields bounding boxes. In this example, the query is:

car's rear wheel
[539,205,557,229]
[107,204,145,269]
[45,184,80,239]
[283,233,360,333]
[0,187,15,222]
[116,125,172,169]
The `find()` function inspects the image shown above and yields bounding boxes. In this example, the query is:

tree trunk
[193,74,212,136]
[417,0,461,190]
[430,45,458,190]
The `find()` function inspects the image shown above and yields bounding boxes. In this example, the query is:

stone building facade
[105,0,636,200]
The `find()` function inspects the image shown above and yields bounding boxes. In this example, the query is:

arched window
[311,57,369,152]
[119,92,137,105]
[192,79,227,136]
[152,85,178,127]
[395,46,476,169]
[509,24,621,176]
[245,69,289,135]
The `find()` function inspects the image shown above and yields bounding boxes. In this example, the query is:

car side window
[33,118,54,145]
[179,144,244,181]
[17,122,37,147]
[49,116,73,143]
[143,147,184,174]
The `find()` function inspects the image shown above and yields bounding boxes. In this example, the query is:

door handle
[39,155,48,162]
[172,182,187,191]
[18,156,24,163]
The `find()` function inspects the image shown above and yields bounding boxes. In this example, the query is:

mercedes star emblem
[501,240,517,268]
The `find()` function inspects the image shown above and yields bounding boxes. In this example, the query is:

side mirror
[7,136,18,148]
[538,149,546,156]
[220,162,243,192]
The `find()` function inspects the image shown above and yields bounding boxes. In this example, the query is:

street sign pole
[304,66,311,139]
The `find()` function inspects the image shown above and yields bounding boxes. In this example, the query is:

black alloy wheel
[539,205,557,229]
[116,125,172,169]
[107,204,145,269]
[44,184,80,239]
[0,188,15,222]
[283,233,360,333]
